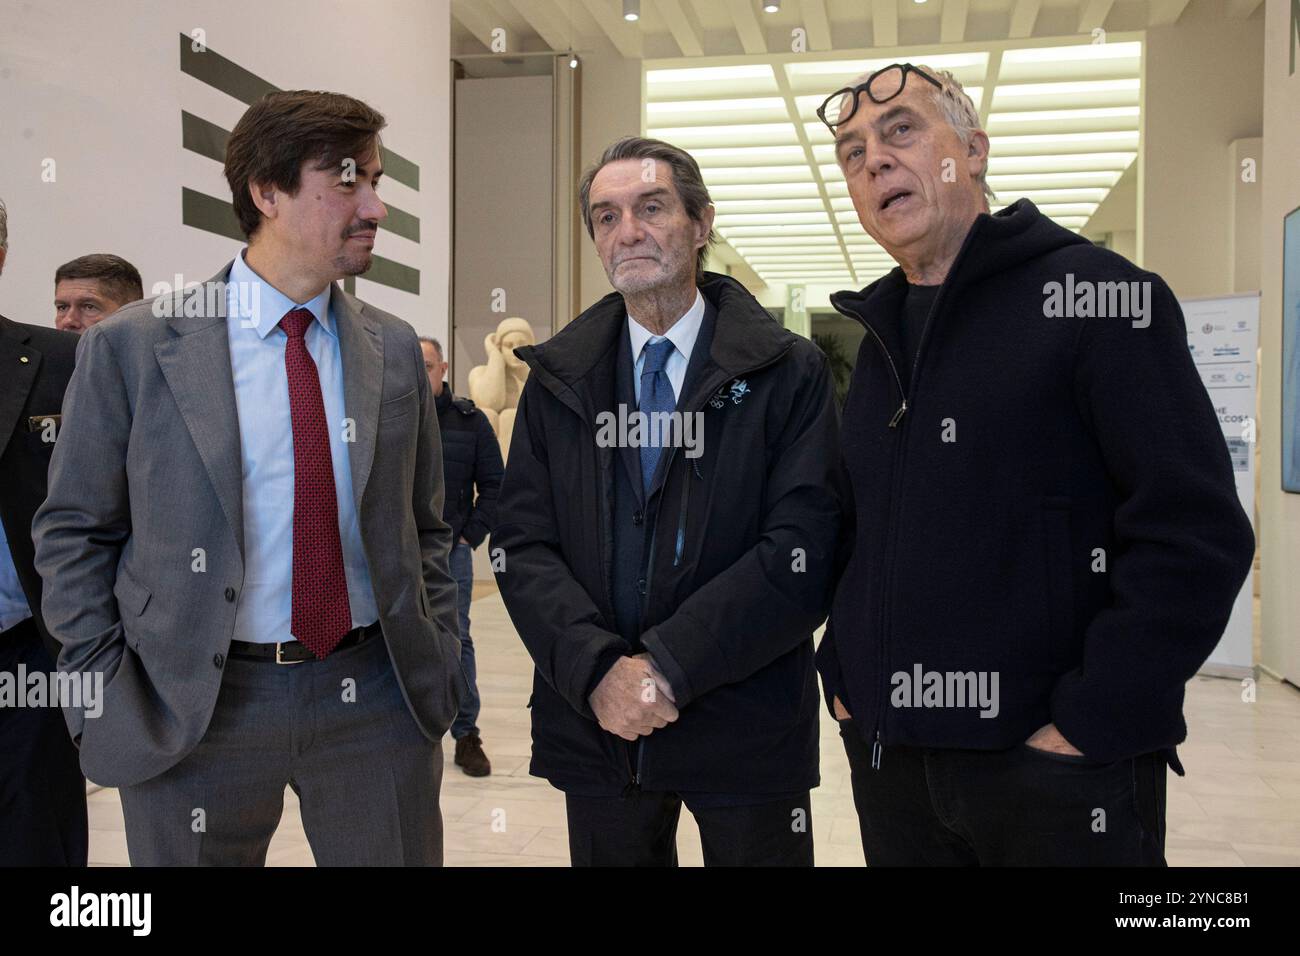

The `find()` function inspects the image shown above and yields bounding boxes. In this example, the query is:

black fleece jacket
[818,199,1255,770]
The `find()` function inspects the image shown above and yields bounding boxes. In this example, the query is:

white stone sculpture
[467,316,536,464]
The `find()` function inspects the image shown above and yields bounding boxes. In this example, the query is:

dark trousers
[565,790,813,867]
[448,541,480,739]
[0,617,88,865]
[839,719,1167,866]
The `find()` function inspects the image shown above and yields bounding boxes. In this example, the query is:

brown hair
[577,136,717,279]
[224,90,387,238]
[54,254,144,305]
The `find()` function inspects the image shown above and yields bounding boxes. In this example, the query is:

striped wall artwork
[178,33,421,296]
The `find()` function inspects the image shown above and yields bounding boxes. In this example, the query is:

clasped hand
[589,653,678,741]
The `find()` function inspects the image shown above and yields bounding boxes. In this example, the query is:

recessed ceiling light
[623,0,639,22]
[764,0,780,12]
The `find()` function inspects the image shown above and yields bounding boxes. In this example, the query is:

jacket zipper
[632,516,659,790]
[623,740,639,792]
[831,289,943,770]
[851,318,907,428]
[673,457,703,567]
[631,346,793,791]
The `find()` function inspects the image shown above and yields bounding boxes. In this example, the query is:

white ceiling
[451,0,1265,288]
[451,1,1261,61]
[646,41,1140,287]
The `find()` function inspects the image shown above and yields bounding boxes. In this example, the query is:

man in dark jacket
[0,201,88,863]
[493,137,841,866]
[815,63,1255,865]
[421,336,503,777]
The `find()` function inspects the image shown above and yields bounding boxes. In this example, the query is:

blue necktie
[639,338,676,494]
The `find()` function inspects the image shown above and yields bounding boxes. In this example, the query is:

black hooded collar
[831,198,1091,322]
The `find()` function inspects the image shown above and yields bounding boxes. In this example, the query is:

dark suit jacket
[0,314,79,660]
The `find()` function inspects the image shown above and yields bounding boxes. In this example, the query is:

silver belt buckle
[275,642,305,665]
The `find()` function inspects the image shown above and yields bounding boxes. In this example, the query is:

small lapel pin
[19,356,29,363]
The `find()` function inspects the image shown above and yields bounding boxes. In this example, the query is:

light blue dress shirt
[627,289,705,405]
[0,521,33,632]
[225,250,378,644]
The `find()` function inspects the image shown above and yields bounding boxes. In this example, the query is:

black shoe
[454,734,491,777]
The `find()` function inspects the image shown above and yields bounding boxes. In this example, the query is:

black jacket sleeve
[1051,273,1255,762]
[640,350,842,709]
[492,381,630,718]
[815,458,856,718]
[461,411,504,549]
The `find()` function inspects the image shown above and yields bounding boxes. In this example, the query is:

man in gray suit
[33,90,464,866]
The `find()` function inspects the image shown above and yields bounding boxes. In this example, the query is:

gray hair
[418,336,443,357]
[840,64,995,202]
[577,136,717,279]
[0,197,8,250]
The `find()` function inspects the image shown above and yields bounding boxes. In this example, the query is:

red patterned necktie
[280,307,352,658]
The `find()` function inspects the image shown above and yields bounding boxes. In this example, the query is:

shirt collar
[227,249,334,340]
[627,288,705,367]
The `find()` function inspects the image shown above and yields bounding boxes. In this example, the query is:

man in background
[421,335,503,777]
[53,253,143,332]
[0,196,87,865]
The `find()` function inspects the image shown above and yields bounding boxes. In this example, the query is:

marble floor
[86,585,1300,866]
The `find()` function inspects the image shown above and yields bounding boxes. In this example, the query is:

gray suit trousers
[117,633,443,866]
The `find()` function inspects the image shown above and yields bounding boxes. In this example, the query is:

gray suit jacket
[33,263,465,788]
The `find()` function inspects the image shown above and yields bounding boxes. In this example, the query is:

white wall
[1141,1,1264,298]
[0,0,450,342]
[575,39,643,312]
[1259,0,1300,685]
[452,74,553,393]
[1229,138,1263,294]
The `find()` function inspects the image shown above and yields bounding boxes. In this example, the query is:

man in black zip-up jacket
[815,63,1254,866]
[493,137,841,866]
[421,336,503,777]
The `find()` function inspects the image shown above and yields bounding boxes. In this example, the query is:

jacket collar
[516,271,796,420]
[0,315,40,459]
[0,314,32,346]
[830,198,1090,323]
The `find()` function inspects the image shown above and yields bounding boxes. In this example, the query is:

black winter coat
[434,387,503,548]
[493,272,842,794]
[817,200,1255,768]
[0,315,78,661]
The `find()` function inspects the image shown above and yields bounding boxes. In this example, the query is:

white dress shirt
[627,289,706,406]
[224,250,379,643]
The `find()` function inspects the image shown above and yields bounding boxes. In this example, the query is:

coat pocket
[379,387,417,422]
[112,565,153,653]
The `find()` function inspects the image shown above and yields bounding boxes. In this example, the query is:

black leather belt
[228,620,382,664]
